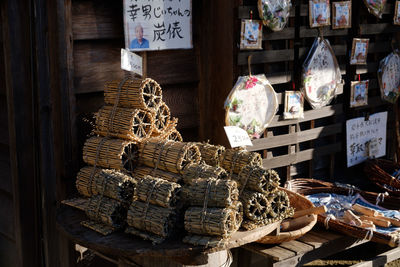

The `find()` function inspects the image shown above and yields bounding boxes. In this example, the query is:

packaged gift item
[283,91,304,119]
[258,0,292,31]
[240,19,263,50]
[350,80,369,107]
[363,0,386,18]
[225,74,278,139]
[350,38,369,65]
[394,1,400,25]
[378,51,400,103]
[332,1,351,29]
[309,0,331,28]
[302,37,341,109]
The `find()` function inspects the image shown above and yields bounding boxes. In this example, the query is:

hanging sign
[121,48,143,76]
[346,112,387,167]
[123,0,192,51]
[224,126,253,148]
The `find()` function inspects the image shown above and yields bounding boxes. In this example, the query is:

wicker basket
[364,159,400,195]
[256,188,317,244]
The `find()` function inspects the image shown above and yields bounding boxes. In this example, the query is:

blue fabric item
[130,38,149,49]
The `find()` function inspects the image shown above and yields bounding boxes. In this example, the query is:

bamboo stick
[76,166,136,203]
[182,163,228,184]
[352,204,384,217]
[196,143,226,167]
[236,166,280,194]
[94,105,154,141]
[132,166,182,183]
[360,215,391,227]
[221,148,262,175]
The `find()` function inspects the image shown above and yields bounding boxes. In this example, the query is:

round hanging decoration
[225,74,278,139]
[258,0,291,31]
[302,37,342,109]
[378,51,400,104]
[363,0,386,18]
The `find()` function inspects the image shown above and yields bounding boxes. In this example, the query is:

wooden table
[237,227,400,267]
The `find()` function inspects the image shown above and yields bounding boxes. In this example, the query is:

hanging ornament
[302,37,342,109]
[258,0,292,31]
[378,51,400,103]
[309,0,331,28]
[363,0,386,18]
[394,0,400,25]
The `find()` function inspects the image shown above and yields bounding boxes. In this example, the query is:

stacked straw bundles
[138,138,201,174]
[132,166,182,183]
[184,202,243,238]
[84,195,127,229]
[182,163,228,184]
[82,137,137,172]
[267,190,293,220]
[236,166,280,194]
[104,78,162,112]
[196,143,226,167]
[152,101,171,135]
[134,176,181,208]
[126,201,176,240]
[221,149,262,174]
[165,128,183,142]
[94,106,154,141]
[182,178,238,208]
[76,166,136,203]
[240,190,271,222]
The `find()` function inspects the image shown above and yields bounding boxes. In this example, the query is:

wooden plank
[238,49,294,65]
[262,142,342,169]
[309,228,343,241]
[278,240,314,255]
[300,27,349,38]
[0,193,14,241]
[0,155,12,195]
[368,41,392,53]
[72,0,123,40]
[244,243,296,262]
[263,28,295,41]
[360,23,400,35]
[351,247,400,267]
[248,123,342,151]
[297,232,329,249]
[299,44,347,58]
[356,62,378,75]
[267,72,292,85]
[0,236,17,267]
[238,6,307,19]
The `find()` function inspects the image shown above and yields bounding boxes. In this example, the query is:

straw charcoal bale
[151,101,171,135]
[236,166,279,194]
[85,195,127,229]
[221,148,262,175]
[240,190,271,222]
[182,163,228,184]
[267,189,294,220]
[196,143,226,167]
[132,166,182,183]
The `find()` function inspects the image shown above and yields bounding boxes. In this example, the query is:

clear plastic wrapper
[258,0,292,31]
[378,51,400,104]
[302,37,341,109]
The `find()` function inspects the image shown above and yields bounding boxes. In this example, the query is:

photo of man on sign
[129,23,149,49]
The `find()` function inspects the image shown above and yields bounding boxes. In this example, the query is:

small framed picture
[350,38,369,65]
[332,1,351,29]
[309,0,331,28]
[240,19,263,50]
[394,1,400,25]
[284,91,304,119]
[350,80,369,107]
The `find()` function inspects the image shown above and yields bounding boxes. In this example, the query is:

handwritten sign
[121,49,143,76]
[224,126,253,148]
[346,112,387,167]
[123,0,192,51]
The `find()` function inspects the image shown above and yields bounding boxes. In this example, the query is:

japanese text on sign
[346,112,387,167]
[224,126,253,148]
[121,49,143,76]
[123,0,192,51]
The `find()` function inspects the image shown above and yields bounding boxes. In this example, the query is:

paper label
[224,126,253,148]
[121,48,143,76]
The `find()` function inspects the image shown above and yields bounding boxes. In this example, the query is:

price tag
[224,126,253,148]
[121,48,143,76]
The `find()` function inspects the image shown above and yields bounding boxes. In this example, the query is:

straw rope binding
[151,101,171,135]
[182,163,228,184]
[132,166,182,183]
[196,143,226,167]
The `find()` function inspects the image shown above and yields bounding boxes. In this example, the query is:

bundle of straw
[181,178,239,208]
[236,166,280,194]
[196,143,226,167]
[152,101,171,135]
[85,195,127,229]
[134,176,181,208]
[182,234,228,248]
[240,190,271,222]
[104,78,162,112]
[184,204,242,237]
[82,137,138,172]
[132,166,182,183]
[221,149,262,175]
[76,166,136,203]
[126,201,176,238]
[267,189,293,220]
[165,128,183,142]
[138,138,201,174]
[182,163,228,184]
[94,106,154,141]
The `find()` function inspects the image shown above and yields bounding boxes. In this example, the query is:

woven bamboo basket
[236,166,280,194]
[181,178,239,208]
[82,137,138,172]
[182,163,228,184]
[221,148,263,175]
[196,143,226,167]
[290,179,400,247]
[240,190,271,222]
[151,101,171,135]
[138,138,201,174]
[84,195,127,230]
[364,159,400,195]
[94,105,154,141]
[184,202,243,238]
[134,175,181,208]
[182,234,228,248]
[76,166,136,203]
[104,78,162,112]
[257,188,316,244]
[132,166,182,183]
[126,201,177,238]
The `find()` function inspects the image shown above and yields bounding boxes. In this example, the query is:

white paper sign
[224,126,253,148]
[346,112,387,167]
[123,0,192,51]
[121,49,143,76]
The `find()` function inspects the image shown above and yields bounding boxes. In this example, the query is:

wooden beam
[351,247,400,267]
